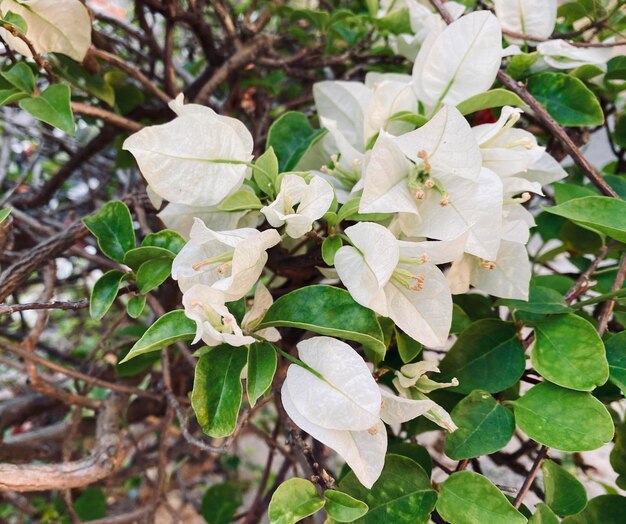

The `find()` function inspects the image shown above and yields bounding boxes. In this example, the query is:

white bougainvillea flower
[241,282,280,342]
[172,218,280,300]
[447,240,532,299]
[334,222,454,347]
[182,285,255,347]
[0,0,92,61]
[537,39,614,70]
[123,94,253,207]
[281,336,433,488]
[494,0,557,44]
[261,174,334,238]
[412,11,502,113]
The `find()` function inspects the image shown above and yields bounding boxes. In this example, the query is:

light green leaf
[254,147,279,197]
[0,208,11,224]
[338,455,436,524]
[388,111,429,128]
[192,345,247,438]
[123,246,175,271]
[1,62,35,94]
[457,89,525,115]
[562,495,626,524]
[322,235,342,266]
[544,196,626,243]
[497,286,572,315]
[20,84,76,135]
[514,381,614,452]
[126,294,146,319]
[0,87,27,107]
[1,11,27,33]
[90,270,127,320]
[218,190,263,212]
[268,478,324,524]
[201,481,243,524]
[439,319,525,394]
[396,328,422,364]
[444,390,515,460]
[136,258,172,294]
[325,490,368,523]
[531,314,608,391]
[542,460,587,516]
[258,285,386,364]
[527,72,604,126]
[83,201,136,263]
[120,310,196,363]
[606,331,626,395]
[529,504,559,524]
[246,342,277,407]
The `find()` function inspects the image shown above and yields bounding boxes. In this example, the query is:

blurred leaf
[542,460,587,516]
[268,478,324,524]
[201,482,243,524]
[73,488,106,521]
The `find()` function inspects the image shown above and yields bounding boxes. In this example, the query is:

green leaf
[142,229,185,253]
[126,294,146,319]
[542,460,587,516]
[136,258,172,294]
[54,54,115,106]
[527,72,604,126]
[192,345,247,438]
[0,87,27,107]
[268,478,324,524]
[254,147,279,197]
[120,310,196,363]
[322,235,343,266]
[258,285,386,364]
[218,190,263,212]
[450,304,472,334]
[437,471,526,524]
[20,84,76,135]
[246,342,277,407]
[90,270,127,320]
[1,11,27,33]
[553,182,598,204]
[610,420,626,488]
[0,208,11,224]
[497,286,572,315]
[338,455,437,524]
[396,328,422,364]
[513,381,614,452]
[545,196,626,243]
[83,201,136,263]
[439,319,525,394]
[606,56,626,81]
[386,442,432,476]
[123,246,175,271]
[562,495,626,524]
[507,52,540,80]
[266,111,327,172]
[376,9,411,34]
[1,62,35,94]
[201,481,243,524]
[388,111,429,128]
[73,487,106,521]
[531,314,608,391]
[529,504,559,524]
[325,490,368,523]
[606,331,626,394]
[444,390,515,460]
[456,89,525,115]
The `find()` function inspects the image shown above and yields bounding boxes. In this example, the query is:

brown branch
[502,30,626,47]
[0,22,56,81]
[597,253,626,335]
[0,394,127,492]
[514,446,548,508]
[71,102,143,132]
[565,243,613,304]
[0,298,89,315]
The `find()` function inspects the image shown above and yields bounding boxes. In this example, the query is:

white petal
[537,39,612,69]
[158,202,248,239]
[363,80,418,141]
[470,240,531,299]
[524,152,567,186]
[286,337,381,431]
[502,204,535,244]
[242,282,274,329]
[398,233,469,265]
[495,0,557,43]
[281,385,386,489]
[297,176,335,221]
[379,387,434,425]
[446,256,472,295]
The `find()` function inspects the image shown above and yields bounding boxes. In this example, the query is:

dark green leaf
[201,482,243,524]
[450,304,472,334]
[497,286,572,315]
[527,72,603,126]
[83,201,136,263]
[610,420,626,488]
[120,310,196,363]
[20,84,76,135]
[562,495,626,524]
[322,235,342,266]
[123,246,175,271]
[192,345,247,438]
[542,460,587,516]
[136,258,172,294]
[126,294,146,319]
[73,487,106,521]
[514,381,614,452]
[606,56,626,81]
[606,331,626,394]
[1,62,35,94]
[386,442,432,476]
[268,478,324,524]
[396,328,422,364]
[444,390,515,460]
[90,270,127,320]
[258,285,386,364]
[325,490,368,523]
[246,342,277,407]
[142,230,185,253]
[439,320,525,394]
[457,89,525,115]
[54,54,115,106]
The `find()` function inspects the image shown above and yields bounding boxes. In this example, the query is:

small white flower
[172,219,281,300]
[261,174,334,238]
[182,285,254,347]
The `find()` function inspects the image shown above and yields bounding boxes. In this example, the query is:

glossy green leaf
[553,182,597,204]
[606,56,626,81]
[126,294,146,319]
[258,285,386,364]
[527,72,603,126]
[322,235,342,266]
[562,495,626,524]
[192,345,247,438]
[529,504,559,524]
[1,62,35,94]
[531,314,608,391]
[338,455,436,524]
[136,258,172,294]
[450,304,472,334]
[606,331,626,394]
[218,189,263,212]
[0,208,11,224]
[247,342,277,407]
[386,442,432,476]
[120,310,196,363]
[142,229,185,253]
[444,390,515,460]
[268,478,324,524]
[266,111,327,172]
[396,328,422,364]
[456,89,525,115]
[20,84,76,135]
[254,147,279,197]
[83,201,136,263]
[123,246,175,271]
[439,319,525,394]
[90,270,127,320]
[544,196,626,243]
[437,471,526,524]
[514,381,614,452]
[325,490,368,523]
[1,11,27,33]
[201,481,243,524]
[542,460,587,516]
[497,286,572,315]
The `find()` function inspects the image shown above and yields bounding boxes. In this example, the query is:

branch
[0,298,88,315]
[71,102,144,133]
